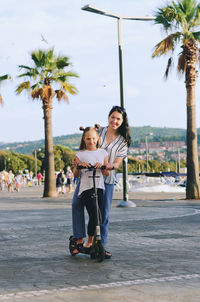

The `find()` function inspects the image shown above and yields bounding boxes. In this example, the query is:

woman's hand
[106,158,123,170]
[106,163,115,170]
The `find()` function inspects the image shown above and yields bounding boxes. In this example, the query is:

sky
[0,0,199,143]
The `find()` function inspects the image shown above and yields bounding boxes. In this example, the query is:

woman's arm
[106,157,123,170]
[102,156,110,177]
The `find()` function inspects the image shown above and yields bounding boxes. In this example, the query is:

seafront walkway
[0,185,200,301]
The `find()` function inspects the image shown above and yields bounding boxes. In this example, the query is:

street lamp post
[145,135,149,172]
[82,4,155,207]
[178,148,181,173]
[34,149,37,181]
[145,133,153,172]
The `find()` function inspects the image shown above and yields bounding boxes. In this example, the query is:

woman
[71,106,131,258]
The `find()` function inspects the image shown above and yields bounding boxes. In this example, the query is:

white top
[76,149,108,196]
[99,127,128,185]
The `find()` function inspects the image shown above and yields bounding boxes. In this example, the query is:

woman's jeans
[72,181,114,246]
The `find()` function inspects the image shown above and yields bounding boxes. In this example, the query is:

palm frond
[152,32,181,57]
[31,49,50,68]
[15,81,30,95]
[176,0,200,31]
[154,6,176,30]
[0,74,11,83]
[55,89,69,102]
[192,30,200,41]
[17,72,35,78]
[17,67,39,80]
[61,82,78,95]
[0,94,3,106]
[31,89,41,99]
[31,83,40,90]
[51,70,78,85]
[64,71,79,78]
[18,65,32,70]
[164,57,174,79]
[177,52,186,74]
[56,56,70,69]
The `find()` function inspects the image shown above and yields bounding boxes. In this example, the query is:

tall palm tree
[0,74,11,105]
[152,0,200,199]
[16,48,78,197]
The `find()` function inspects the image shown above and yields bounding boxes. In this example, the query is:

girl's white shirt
[76,149,108,196]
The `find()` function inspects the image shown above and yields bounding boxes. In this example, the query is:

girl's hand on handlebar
[93,162,103,169]
[79,162,91,168]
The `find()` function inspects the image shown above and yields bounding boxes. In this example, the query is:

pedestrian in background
[66,166,73,193]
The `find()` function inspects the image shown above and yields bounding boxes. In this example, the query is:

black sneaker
[105,250,112,259]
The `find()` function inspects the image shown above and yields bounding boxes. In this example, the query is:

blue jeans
[72,181,114,246]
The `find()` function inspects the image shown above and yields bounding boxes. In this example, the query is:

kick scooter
[69,165,105,262]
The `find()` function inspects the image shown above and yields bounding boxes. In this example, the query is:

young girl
[73,126,109,254]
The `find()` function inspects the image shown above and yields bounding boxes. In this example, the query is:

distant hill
[0,126,190,154]
[130,126,187,146]
[0,133,82,154]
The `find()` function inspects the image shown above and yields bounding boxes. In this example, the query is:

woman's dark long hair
[79,126,100,150]
[108,106,131,147]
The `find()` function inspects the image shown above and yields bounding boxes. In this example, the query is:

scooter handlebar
[77,165,106,170]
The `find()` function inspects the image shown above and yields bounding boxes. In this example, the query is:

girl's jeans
[72,181,114,246]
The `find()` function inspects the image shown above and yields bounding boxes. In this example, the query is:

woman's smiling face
[108,111,123,130]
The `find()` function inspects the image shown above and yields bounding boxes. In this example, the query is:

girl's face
[108,111,123,130]
[84,130,99,150]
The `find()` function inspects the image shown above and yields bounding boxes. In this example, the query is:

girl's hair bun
[94,124,100,130]
[79,126,85,131]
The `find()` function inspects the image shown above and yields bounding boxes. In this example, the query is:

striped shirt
[99,126,128,184]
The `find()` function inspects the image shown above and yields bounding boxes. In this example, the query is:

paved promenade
[0,185,200,301]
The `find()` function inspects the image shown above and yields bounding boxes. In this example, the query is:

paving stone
[0,186,200,301]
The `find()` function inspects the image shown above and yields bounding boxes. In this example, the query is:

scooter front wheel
[94,241,105,262]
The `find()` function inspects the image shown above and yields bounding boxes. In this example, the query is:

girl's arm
[73,156,81,178]
[73,156,91,178]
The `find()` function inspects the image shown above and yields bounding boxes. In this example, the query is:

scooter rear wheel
[69,235,80,256]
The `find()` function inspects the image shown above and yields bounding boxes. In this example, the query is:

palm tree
[16,48,78,197]
[152,0,200,199]
[0,74,11,105]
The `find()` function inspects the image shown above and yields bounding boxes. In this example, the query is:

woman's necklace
[106,129,118,143]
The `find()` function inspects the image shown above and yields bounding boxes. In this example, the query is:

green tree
[16,48,78,197]
[0,151,41,174]
[128,157,145,173]
[152,0,200,199]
